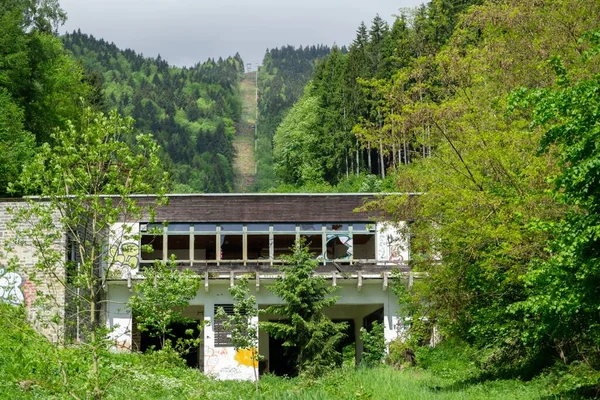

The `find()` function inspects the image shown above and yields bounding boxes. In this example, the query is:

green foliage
[215,277,258,353]
[386,0,600,387]
[360,321,385,367]
[129,258,201,349]
[0,0,94,195]
[7,106,168,399]
[261,240,346,378]
[506,31,600,384]
[254,45,332,191]
[273,86,323,186]
[0,303,589,399]
[62,31,244,193]
[216,277,260,388]
[0,88,34,193]
[414,339,480,381]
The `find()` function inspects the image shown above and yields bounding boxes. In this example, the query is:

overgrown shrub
[360,321,385,367]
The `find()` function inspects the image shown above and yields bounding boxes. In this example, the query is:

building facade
[1,194,413,380]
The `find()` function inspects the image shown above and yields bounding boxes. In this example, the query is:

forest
[253,44,333,190]
[0,1,245,196]
[258,0,600,393]
[3,0,600,397]
[62,31,244,193]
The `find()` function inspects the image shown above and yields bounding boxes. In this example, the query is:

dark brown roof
[132,193,406,223]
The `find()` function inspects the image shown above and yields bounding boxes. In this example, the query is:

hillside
[62,31,245,193]
[232,71,258,191]
[253,45,333,191]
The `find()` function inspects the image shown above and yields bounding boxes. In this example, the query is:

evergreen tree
[261,240,346,377]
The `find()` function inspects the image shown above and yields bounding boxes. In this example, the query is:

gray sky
[59,0,425,69]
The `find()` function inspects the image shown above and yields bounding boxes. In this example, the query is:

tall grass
[0,305,574,399]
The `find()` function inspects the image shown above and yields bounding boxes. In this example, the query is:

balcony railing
[137,259,410,275]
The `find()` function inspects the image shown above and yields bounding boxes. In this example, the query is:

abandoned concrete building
[0,193,412,380]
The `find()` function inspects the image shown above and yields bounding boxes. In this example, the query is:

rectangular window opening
[273,234,296,258]
[141,235,163,260]
[326,234,352,261]
[247,235,270,260]
[214,304,234,347]
[194,235,217,261]
[221,235,243,260]
[353,234,375,260]
[167,235,190,261]
[299,234,322,258]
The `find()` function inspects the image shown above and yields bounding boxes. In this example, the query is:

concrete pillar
[203,300,215,375]
[383,291,400,345]
[105,284,134,351]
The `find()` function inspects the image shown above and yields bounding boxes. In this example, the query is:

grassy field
[0,305,580,399]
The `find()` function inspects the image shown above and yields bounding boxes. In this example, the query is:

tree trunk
[367,142,372,173]
[345,148,349,178]
[379,138,385,179]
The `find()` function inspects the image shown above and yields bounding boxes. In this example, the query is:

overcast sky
[59,0,425,69]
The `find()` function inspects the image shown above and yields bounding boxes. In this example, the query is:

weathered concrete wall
[0,201,66,343]
[106,223,140,280]
[106,278,401,380]
[377,221,409,264]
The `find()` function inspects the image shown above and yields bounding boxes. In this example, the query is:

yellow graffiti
[108,241,140,278]
[234,348,258,367]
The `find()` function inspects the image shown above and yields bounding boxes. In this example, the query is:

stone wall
[0,201,67,343]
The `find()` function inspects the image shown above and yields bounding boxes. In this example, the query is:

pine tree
[260,240,346,377]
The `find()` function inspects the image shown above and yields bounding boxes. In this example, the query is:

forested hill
[271,2,487,190]
[62,31,244,193]
[268,0,600,391]
[253,45,333,190]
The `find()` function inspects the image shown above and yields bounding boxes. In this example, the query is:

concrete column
[203,300,215,375]
[250,314,260,381]
[105,284,134,351]
[258,309,270,371]
[383,291,400,345]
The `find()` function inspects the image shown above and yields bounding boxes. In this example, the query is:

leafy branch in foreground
[7,107,168,399]
[128,258,201,351]
[216,276,260,391]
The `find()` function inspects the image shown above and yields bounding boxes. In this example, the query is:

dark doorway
[267,334,297,377]
[363,307,384,331]
[266,319,355,376]
[140,321,202,368]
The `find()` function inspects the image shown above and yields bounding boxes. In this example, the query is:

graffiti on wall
[234,348,258,368]
[108,241,140,279]
[204,344,256,380]
[325,234,352,261]
[204,345,229,374]
[0,267,24,305]
[377,223,405,263]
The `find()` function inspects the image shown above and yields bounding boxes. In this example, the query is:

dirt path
[233,72,257,192]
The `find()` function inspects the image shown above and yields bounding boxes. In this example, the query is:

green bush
[360,321,385,367]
